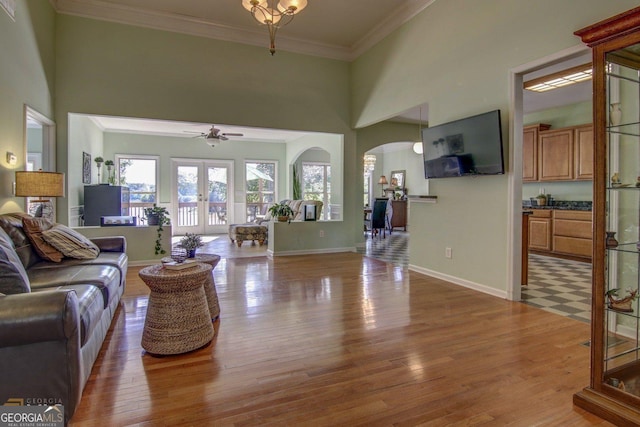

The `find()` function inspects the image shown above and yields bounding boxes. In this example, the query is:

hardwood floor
[70,253,611,426]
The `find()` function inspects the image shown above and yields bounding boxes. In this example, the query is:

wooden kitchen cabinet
[552,210,592,259]
[523,124,550,181]
[528,210,552,251]
[574,124,594,180]
[528,209,592,261]
[539,128,574,181]
[523,123,592,182]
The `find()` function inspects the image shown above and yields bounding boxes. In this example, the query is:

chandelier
[241,0,308,55]
[364,154,376,176]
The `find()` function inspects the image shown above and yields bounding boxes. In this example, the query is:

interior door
[172,160,233,235]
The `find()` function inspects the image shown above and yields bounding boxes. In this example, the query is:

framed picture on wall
[82,152,91,184]
[304,204,317,221]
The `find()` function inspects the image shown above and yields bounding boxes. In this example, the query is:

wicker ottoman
[228,224,267,247]
[139,263,214,356]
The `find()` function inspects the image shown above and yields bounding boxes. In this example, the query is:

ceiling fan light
[278,0,307,14]
[242,0,266,12]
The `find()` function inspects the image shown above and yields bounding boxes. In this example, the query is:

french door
[172,159,234,235]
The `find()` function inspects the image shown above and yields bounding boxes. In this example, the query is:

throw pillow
[0,227,30,294]
[41,225,100,259]
[22,217,64,262]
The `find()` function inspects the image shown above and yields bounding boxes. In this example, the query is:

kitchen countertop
[522,200,592,211]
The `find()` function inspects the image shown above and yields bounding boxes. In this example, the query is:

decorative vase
[606,231,619,248]
[277,216,289,222]
[187,249,196,258]
[610,103,622,126]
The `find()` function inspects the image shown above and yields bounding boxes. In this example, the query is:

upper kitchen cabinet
[539,127,575,181]
[522,123,593,182]
[574,124,594,180]
[523,124,550,181]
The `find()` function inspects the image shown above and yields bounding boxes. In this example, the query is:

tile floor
[174,233,591,323]
[522,254,592,323]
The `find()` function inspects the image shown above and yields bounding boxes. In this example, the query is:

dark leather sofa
[0,213,128,424]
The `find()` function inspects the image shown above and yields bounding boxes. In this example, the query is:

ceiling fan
[188,125,244,142]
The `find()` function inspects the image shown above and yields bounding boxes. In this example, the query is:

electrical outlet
[445,247,452,258]
[319,230,325,238]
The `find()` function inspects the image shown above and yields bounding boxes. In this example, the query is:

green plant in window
[293,164,302,200]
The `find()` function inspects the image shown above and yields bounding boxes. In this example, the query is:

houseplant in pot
[268,202,294,223]
[143,204,170,255]
[178,233,204,258]
[94,156,104,184]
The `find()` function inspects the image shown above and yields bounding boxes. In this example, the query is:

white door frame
[171,158,234,235]
[507,44,590,301]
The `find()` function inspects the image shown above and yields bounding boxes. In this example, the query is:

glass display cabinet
[574,7,640,424]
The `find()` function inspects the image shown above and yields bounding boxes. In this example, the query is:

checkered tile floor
[357,230,408,268]
[522,254,592,323]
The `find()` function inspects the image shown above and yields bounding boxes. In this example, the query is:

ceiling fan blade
[220,135,229,141]
[222,132,244,137]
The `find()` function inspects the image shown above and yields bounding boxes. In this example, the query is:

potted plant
[104,160,115,185]
[292,164,302,200]
[268,202,294,222]
[178,233,204,258]
[143,204,170,255]
[94,156,104,184]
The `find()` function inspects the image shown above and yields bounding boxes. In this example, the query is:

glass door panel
[173,160,233,235]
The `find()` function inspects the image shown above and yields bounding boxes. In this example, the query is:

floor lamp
[15,171,65,220]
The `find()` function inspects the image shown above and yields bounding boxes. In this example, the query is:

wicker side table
[139,263,214,356]
[161,254,221,321]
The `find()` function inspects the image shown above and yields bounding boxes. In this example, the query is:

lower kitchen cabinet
[528,209,592,261]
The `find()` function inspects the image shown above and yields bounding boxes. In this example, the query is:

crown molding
[51,0,435,61]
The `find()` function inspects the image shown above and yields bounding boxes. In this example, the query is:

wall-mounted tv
[421,109,504,179]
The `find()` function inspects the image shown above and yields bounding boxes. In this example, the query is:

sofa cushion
[41,225,99,259]
[0,227,30,294]
[0,212,41,268]
[29,252,128,287]
[27,264,120,308]
[22,217,64,262]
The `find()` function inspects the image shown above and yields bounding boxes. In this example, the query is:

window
[246,161,276,222]
[364,172,371,207]
[116,155,158,219]
[303,162,331,220]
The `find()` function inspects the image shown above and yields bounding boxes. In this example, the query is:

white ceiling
[55,0,592,141]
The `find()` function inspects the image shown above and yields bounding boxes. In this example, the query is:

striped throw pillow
[41,225,99,259]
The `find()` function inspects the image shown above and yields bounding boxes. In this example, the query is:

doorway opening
[509,44,593,322]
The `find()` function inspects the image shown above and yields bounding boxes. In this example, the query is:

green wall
[0,1,56,214]
[351,0,638,294]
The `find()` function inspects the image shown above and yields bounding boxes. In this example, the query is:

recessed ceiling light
[524,63,592,93]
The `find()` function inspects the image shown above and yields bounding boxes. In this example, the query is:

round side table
[162,254,221,321]
[139,263,214,356]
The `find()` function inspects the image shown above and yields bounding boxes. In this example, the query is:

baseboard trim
[268,247,356,257]
[408,264,508,299]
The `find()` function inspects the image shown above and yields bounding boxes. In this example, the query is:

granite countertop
[522,200,592,211]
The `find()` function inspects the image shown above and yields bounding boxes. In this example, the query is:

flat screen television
[421,109,504,179]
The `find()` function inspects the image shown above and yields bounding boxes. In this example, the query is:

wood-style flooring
[70,253,611,426]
